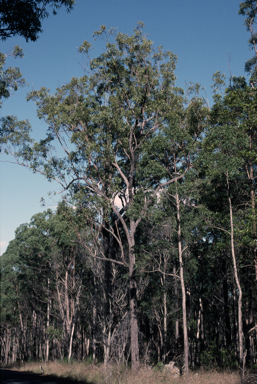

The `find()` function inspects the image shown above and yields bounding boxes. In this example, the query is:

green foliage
[203,78,255,180]
[46,326,63,340]
[0,116,32,154]
[153,361,165,371]
[200,343,238,370]
[0,0,75,41]
[1,14,257,370]
[0,46,25,106]
[239,1,257,84]
[61,356,76,364]
[8,22,191,234]
[250,364,257,373]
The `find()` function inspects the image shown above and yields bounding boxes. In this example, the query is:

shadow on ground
[242,373,257,384]
[0,369,95,384]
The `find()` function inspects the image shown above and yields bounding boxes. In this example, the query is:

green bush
[200,343,238,370]
[153,362,166,372]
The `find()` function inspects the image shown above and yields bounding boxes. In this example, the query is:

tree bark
[129,230,140,370]
[46,278,50,363]
[163,285,167,363]
[223,261,232,352]
[92,269,97,361]
[173,263,179,352]
[68,282,82,362]
[175,187,189,376]
[227,174,244,377]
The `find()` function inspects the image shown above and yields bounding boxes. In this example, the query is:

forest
[0,1,256,378]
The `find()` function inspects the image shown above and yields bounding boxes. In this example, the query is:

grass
[2,360,243,384]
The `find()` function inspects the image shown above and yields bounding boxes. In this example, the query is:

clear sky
[0,0,251,255]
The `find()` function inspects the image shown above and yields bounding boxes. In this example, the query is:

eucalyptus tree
[202,84,251,375]
[1,24,191,368]
[217,79,257,270]
[141,86,208,373]
[192,173,241,366]
[209,76,257,373]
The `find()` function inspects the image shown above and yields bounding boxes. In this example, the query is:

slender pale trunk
[104,328,111,367]
[175,185,189,376]
[56,280,65,322]
[68,318,75,363]
[247,137,257,279]
[173,263,179,349]
[5,327,11,364]
[46,278,50,362]
[223,265,232,351]
[163,289,167,363]
[12,333,17,363]
[65,270,71,336]
[251,184,257,280]
[160,257,168,364]
[226,174,244,376]
[196,297,203,364]
[102,219,113,367]
[12,333,15,363]
[32,310,37,360]
[92,264,97,361]
[17,299,26,360]
[83,333,90,358]
[68,283,82,362]
[196,298,201,340]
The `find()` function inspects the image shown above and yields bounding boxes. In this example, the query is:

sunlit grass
[3,360,242,384]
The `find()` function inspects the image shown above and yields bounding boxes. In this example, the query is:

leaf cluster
[0,0,75,41]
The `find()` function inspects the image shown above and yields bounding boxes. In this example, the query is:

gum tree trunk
[175,185,189,376]
[227,174,244,377]
[128,227,139,370]
[46,278,50,363]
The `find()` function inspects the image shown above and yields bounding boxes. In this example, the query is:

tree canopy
[239,0,257,85]
[0,0,75,41]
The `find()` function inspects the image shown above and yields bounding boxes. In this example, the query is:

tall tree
[203,88,250,375]
[2,24,189,369]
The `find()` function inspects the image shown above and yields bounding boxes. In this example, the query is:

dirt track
[0,369,93,384]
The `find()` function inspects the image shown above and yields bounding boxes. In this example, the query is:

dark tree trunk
[129,240,139,370]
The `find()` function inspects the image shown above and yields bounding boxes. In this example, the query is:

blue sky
[0,0,251,255]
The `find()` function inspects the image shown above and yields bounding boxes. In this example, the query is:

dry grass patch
[17,361,102,382]
[104,367,240,384]
[178,370,240,384]
[12,361,242,384]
